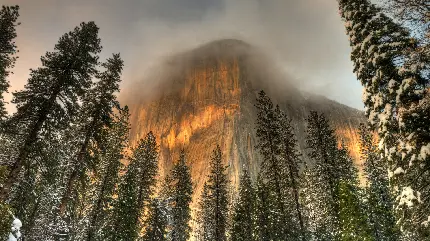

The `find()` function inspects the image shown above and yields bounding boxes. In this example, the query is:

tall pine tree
[106,132,158,241]
[230,168,256,241]
[170,150,193,241]
[195,182,214,241]
[195,145,229,241]
[59,53,124,217]
[305,111,342,239]
[276,105,306,240]
[207,145,229,241]
[254,90,297,240]
[337,143,374,240]
[142,198,168,241]
[83,105,130,241]
[254,172,273,241]
[0,22,102,200]
[359,123,399,240]
[338,0,430,235]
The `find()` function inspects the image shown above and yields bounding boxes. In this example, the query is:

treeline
[0,4,196,240]
[192,91,398,241]
[0,0,429,239]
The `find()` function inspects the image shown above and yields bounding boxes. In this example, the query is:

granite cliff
[125,39,365,203]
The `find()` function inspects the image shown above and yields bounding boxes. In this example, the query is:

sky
[3,0,364,111]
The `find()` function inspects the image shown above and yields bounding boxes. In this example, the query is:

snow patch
[393,167,405,175]
[418,144,430,161]
[8,218,22,241]
[397,186,418,208]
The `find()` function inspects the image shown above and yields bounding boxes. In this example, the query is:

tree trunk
[288,162,306,241]
[0,91,58,201]
[59,134,91,216]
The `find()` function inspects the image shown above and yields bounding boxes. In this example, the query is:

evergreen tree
[83,105,130,241]
[59,53,124,217]
[300,164,337,240]
[359,123,399,240]
[231,169,256,241]
[170,150,193,241]
[254,172,273,241]
[254,90,296,240]
[338,180,374,241]
[23,134,74,240]
[207,145,229,241]
[305,111,342,239]
[106,132,158,241]
[195,182,214,241]
[337,143,374,240]
[0,22,102,201]
[338,0,429,235]
[195,146,229,241]
[276,105,306,240]
[0,5,19,119]
[142,198,168,241]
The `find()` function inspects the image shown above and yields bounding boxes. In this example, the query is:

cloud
[3,0,363,113]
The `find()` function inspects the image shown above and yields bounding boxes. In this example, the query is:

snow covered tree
[195,145,229,241]
[254,172,273,241]
[142,198,168,241]
[300,164,337,240]
[206,145,229,241]
[59,53,124,217]
[0,21,102,201]
[338,0,429,235]
[359,123,399,240]
[105,132,158,241]
[276,105,306,240]
[386,0,429,83]
[305,111,343,239]
[254,91,297,240]
[170,150,193,241]
[338,180,374,241]
[230,169,256,241]
[83,105,130,241]
[195,182,214,241]
[337,143,374,240]
[0,5,19,119]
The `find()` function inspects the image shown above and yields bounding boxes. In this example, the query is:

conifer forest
[0,0,429,240]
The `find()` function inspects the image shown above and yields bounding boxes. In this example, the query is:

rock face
[126,39,365,203]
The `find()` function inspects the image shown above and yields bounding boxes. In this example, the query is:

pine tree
[338,0,429,235]
[83,105,130,241]
[142,198,168,241]
[231,169,256,241]
[254,172,273,241]
[0,5,19,119]
[359,123,399,240]
[300,164,336,240]
[106,132,158,241]
[195,182,214,241]
[24,135,73,240]
[337,143,374,240]
[254,90,296,240]
[0,22,102,201]
[195,146,229,241]
[276,105,306,240]
[338,180,374,241]
[170,150,193,241]
[305,111,342,239]
[59,53,124,217]
[207,145,229,241]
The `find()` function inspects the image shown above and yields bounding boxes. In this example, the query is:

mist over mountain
[122,39,366,203]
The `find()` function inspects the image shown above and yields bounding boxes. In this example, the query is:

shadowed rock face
[127,39,365,204]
